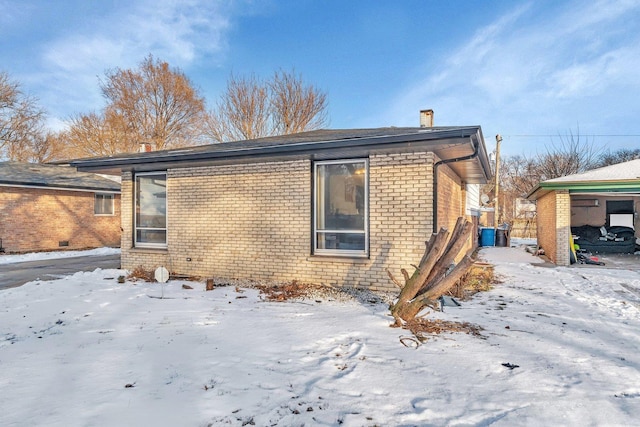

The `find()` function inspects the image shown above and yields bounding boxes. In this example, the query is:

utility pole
[494,134,502,230]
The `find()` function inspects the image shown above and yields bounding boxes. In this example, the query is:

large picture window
[135,173,167,247]
[94,193,114,215]
[314,159,368,256]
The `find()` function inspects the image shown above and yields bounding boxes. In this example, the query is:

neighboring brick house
[0,162,121,253]
[73,122,491,291]
[528,159,640,265]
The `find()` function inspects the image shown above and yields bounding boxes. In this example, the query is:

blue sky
[2,0,639,156]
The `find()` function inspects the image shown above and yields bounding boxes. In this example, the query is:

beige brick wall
[536,191,557,263]
[121,151,473,291]
[555,190,571,266]
[436,162,475,256]
[121,172,169,269]
[0,186,121,253]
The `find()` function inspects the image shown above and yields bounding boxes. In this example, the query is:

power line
[503,134,640,138]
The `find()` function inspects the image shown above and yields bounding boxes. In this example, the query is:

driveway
[0,254,121,290]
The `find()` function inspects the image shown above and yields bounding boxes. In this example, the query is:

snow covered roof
[527,159,640,200]
[544,159,640,184]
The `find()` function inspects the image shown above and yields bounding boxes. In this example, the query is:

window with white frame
[314,159,368,256]
[94,193,114,215]
[135,172,167,247]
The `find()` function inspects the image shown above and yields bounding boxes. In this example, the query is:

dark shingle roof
[0,162,120,192]
[72,126,492,184]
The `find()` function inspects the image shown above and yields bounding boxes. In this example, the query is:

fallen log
[389,217,475,325]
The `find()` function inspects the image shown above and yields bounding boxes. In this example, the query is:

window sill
[129,246,168,254]
[306,255,370,264]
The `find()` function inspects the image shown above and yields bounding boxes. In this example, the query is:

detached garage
[527,159,640,266]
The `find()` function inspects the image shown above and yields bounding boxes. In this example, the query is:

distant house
[73,115,492,291]
[0,162,121,253]
[527,159,640,265]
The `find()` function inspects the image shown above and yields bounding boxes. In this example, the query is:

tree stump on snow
[388,217,475,326]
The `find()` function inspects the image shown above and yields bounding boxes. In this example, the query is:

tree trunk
[389,217,474,325]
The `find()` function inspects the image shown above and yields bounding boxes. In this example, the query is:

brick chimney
[420,109,434,127]
[139,142,152,153]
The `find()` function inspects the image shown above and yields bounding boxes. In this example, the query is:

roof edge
[71,127,484,170]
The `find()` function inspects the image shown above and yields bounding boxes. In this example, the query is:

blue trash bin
[480,227,496,247]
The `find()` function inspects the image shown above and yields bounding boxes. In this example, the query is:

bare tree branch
[205,69,329,142]
[99,54,207,151]
[0,71,47,161]
[597,147,640,167]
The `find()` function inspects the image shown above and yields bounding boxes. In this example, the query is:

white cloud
[35,0,237,122]
[380,0,640,154]
[43,0,232,73]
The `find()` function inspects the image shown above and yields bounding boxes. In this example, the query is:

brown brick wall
[120,151,472,291]
[0,186,121,253]
[535,190,571,266]
[536,191,558,264]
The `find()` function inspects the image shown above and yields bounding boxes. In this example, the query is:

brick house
[0,162,121,253]
[527,159,640,265]
[73,121,491,291]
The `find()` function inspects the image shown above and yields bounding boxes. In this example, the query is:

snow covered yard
[1,246,639,426]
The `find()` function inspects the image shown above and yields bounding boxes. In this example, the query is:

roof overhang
[527,180,640,201]
[72,127,492,184]
[0,182,121,194]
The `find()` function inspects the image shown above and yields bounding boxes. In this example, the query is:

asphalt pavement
[0,254,121,290]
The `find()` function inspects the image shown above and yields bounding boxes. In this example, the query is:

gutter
[527,180,640,201]
[0,182,120,194]
[432,135,481,233]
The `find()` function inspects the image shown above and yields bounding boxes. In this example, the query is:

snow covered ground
[1,245,639,426]
[0,247,120,265]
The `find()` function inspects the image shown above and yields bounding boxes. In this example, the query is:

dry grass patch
[127,266,155,282]
[255,281,332,301]
[448,262,497,300]
[404,317,484,343]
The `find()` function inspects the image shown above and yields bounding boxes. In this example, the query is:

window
[314,159,368,256]
[135,173,167,247]
[94,193,114,215]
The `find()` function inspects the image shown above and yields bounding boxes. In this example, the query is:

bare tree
[535,127,601,181]
[490,127,600,229]
[500,155,540,198]
[63,55,206,158]
[597,147,640,167]
[21,131,67,163]
[0,71,46,160]
[63,111,137,158]
[99,54,207,151]
[206,73,272,142]
[269,69,328,135]
[205,69,328,142]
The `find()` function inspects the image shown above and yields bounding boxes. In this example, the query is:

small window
[314,159,368,256]
[94,193,114,215]
[135,172,167,248]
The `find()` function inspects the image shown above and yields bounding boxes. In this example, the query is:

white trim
[94,193,115,216]
[0,183,120,194]
[134,172,167,249]
[313,158,369,257]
